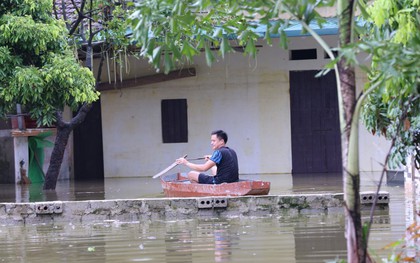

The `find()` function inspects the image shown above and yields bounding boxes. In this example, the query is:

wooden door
[290,70,342,173]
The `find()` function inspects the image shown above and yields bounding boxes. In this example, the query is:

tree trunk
[336,0,368,262]
[43,117,72,190]
[349,95,375,263]
[338,58,365,263]
[43,104,92,190]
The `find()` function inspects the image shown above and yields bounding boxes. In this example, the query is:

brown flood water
[0,172,417,262]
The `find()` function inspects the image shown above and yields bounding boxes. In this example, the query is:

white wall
[355,69,392,171]
[99,35,390,177]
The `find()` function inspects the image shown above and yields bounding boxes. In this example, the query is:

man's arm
[176,158,215,172]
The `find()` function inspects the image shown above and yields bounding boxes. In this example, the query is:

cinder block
[376,192,390,204]
[360,191,389,204]
[53,202,63,214]
[34,201,63,214]
[213,198,227,208]
[34,203,54,214]
[197,198,213,208]
[197,198,228,208]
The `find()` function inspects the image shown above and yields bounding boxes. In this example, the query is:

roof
[254,18,339,38]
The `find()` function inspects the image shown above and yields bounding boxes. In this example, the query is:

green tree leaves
[1,14,67,55]
[128,0,337,73]
[0,0,98,127]
[360,0,420,168]
[129,0,288,72]
[0,0,52,21]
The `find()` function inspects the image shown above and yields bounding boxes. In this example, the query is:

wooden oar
[152,154,187,179]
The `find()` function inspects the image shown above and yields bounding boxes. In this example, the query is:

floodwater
[0,172,418,262]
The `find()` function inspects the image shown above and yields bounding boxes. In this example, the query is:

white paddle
[152,154,187,179]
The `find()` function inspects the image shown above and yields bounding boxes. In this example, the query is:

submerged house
[0,7,391,183]
[84,20,390,179]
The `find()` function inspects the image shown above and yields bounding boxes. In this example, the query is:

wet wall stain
[0,137,14,183]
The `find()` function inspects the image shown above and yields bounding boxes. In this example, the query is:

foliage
[102,5,132,48]
[99,4,133,77]
[0,0,52,21]
[128,0,334,73]
[0,0,99,127]
[357,0,420,169]
[55,0,133,81]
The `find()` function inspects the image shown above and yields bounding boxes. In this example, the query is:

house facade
[90,33,389,178]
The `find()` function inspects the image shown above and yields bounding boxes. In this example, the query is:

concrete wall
[98,35,390,178]
[0,192,389,225]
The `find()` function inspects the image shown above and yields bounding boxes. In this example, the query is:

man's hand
[176,157,187,165]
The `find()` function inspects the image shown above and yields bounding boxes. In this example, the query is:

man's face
[210,134,224,150]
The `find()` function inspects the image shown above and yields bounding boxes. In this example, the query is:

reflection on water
[0,177,165,202]
[0,212,405,263]
[292,173,343,193]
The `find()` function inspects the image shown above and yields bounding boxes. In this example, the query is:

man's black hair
[211,130,228,143]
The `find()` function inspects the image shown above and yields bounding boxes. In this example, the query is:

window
[161,99,188,143]
[324,50,339,59]
[289,48,317,60]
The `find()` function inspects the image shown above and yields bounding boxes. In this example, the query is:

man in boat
[176,130,239,184]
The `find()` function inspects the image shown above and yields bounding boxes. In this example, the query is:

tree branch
[71,103,92,128]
